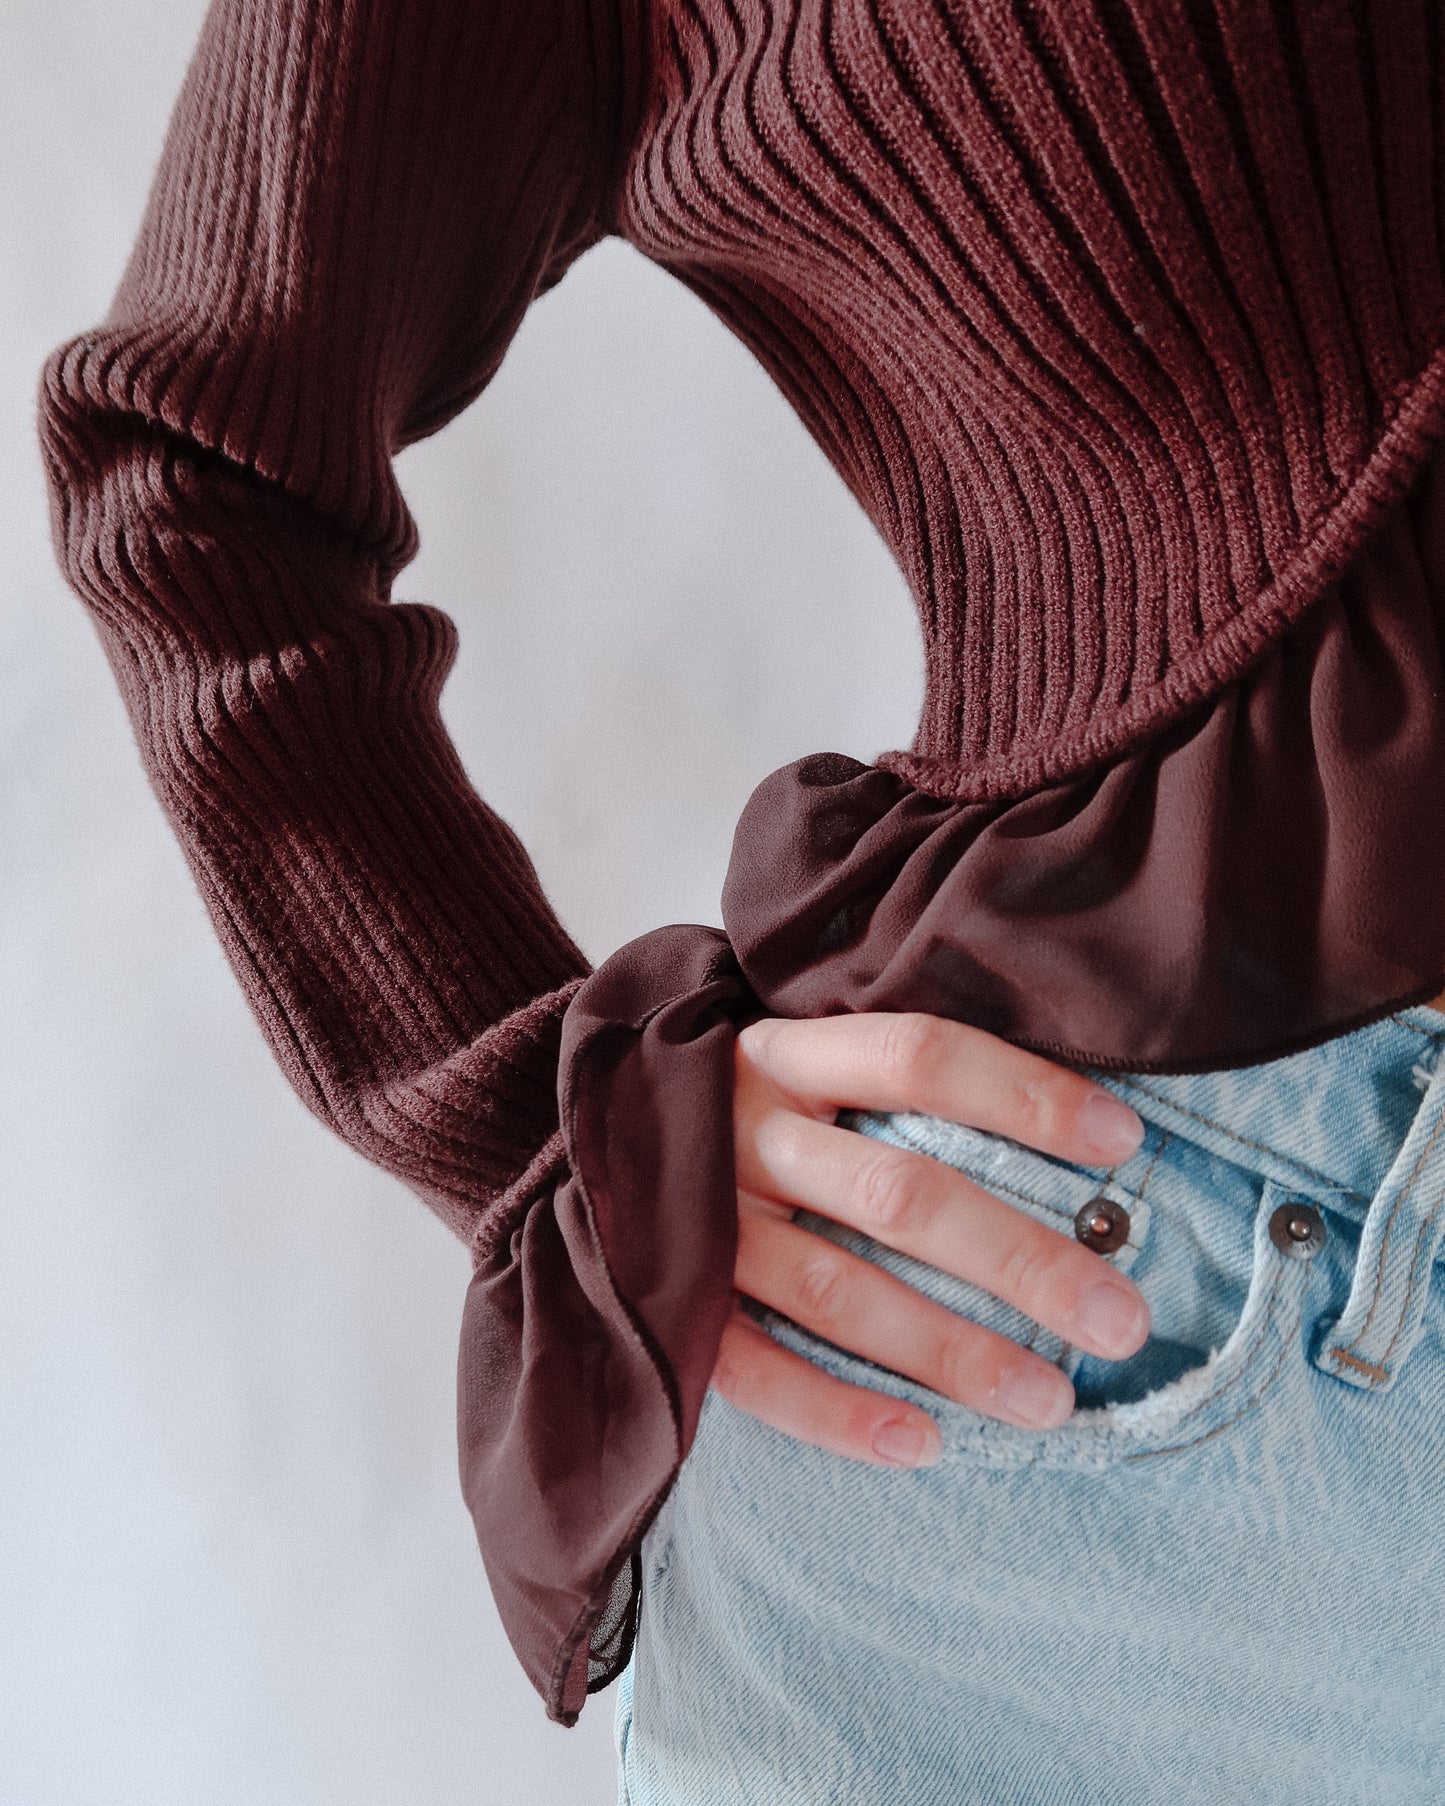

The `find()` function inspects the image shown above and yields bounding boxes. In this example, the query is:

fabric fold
[458,926,750,1724]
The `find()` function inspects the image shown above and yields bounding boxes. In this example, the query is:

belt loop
[1314,1045,1445,1393]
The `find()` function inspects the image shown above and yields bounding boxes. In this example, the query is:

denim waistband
[1076,1003,1445,1223]
[1070,1002,1445,1396]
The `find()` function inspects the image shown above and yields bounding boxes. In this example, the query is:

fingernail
[996,1365,1074,1429]
[1077,1280,1149,1356]
[872,1416,941,1467]
[1079,1091,1145,1162]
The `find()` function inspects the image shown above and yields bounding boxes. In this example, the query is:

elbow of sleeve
[39,320,418,607]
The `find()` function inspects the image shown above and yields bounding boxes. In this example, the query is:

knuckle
[757,1109,812,1177]
[709,1319,751,1399]
[736,1015,781,1069]
[853,1149,920,1233]
[1004,1069,1068,1141]
[876,1012,947,1088]
[932,1326,982,1402]
[994,1228,1069,1308]
[793,1251,850,1331]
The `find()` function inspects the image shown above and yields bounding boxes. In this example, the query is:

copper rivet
[1269,1200,1326,1259]
[1074,1197,1130,1253]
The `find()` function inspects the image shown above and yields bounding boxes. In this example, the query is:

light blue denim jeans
[613,1004,1445,1804]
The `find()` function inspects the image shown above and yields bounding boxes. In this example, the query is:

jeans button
[1269,1200,1327,1259]
[1074,1197,1130,1253]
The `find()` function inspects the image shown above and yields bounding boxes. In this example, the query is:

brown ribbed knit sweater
[39,0,1445,1724]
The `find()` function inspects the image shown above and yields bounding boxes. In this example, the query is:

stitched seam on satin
[551,933,748,1711]
[553,1482,670,1714]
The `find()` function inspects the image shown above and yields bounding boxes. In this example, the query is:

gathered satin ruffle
[457,926,747,1722]
[726,433,1445,1072]
[460,434,1445,1720]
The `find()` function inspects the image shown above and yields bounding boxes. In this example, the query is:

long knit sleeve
[35,0,745,1727]
[39,0,622,1248]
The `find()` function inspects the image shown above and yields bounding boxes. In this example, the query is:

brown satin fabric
[460,927,748,1720]
[721,432,1445,1074]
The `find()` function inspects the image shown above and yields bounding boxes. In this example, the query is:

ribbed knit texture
[39,0,624,1247]
[36,0,1445,1724]
[40,0,1445,1269]
[620,0,1445,798]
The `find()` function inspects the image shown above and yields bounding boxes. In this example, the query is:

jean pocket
[756,1109,1322,1469]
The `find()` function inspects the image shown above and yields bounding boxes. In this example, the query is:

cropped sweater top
[39,0,1445,1725]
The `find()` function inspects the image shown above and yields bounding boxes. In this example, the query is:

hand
[712,1012,1151,1468]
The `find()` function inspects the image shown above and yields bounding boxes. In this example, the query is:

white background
[2,3,924,1801]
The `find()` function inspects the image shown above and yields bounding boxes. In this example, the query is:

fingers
[740,1114,1151,1362]
[735,1200,1075,1428]
[727,1009,1151,1457]
[738,1011,1145,1168]
[709,1304,944,1468]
